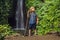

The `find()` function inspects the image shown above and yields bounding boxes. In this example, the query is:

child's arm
[36,16,39,24]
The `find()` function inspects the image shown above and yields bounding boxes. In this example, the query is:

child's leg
[33,24,37,35]
[29,29,31,36]
[29,24,32,36]
[34,29,37,35]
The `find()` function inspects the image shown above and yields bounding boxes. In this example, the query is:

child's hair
[27,6,35,14]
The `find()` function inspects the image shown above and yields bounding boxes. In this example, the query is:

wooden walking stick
[24,10,30,36]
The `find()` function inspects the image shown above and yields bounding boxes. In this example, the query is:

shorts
[29,23,36,30]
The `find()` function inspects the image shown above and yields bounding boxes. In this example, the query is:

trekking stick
[24,12,29,36]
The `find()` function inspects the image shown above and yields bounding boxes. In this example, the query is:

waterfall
[14,0,25,30]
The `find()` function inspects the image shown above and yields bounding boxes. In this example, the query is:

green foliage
[0,0,13,24]
[0,0,15,39]
[25,0,43,10]
[0,24,14,39]
[26,0,60,35]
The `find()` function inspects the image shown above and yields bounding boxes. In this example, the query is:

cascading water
[14,0,25,30]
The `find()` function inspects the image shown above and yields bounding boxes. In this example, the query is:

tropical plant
[0,24,14,40]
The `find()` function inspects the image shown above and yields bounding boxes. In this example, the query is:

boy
[26,6,38,36]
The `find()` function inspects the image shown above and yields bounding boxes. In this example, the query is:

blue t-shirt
[29,12,37,24]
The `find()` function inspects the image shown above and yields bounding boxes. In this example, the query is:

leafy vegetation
[0,0,14,40]
[26,0,60,35]
[0,24,14,40]
[0,0,13,24]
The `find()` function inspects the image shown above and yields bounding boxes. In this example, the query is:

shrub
[0,24,14,39]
